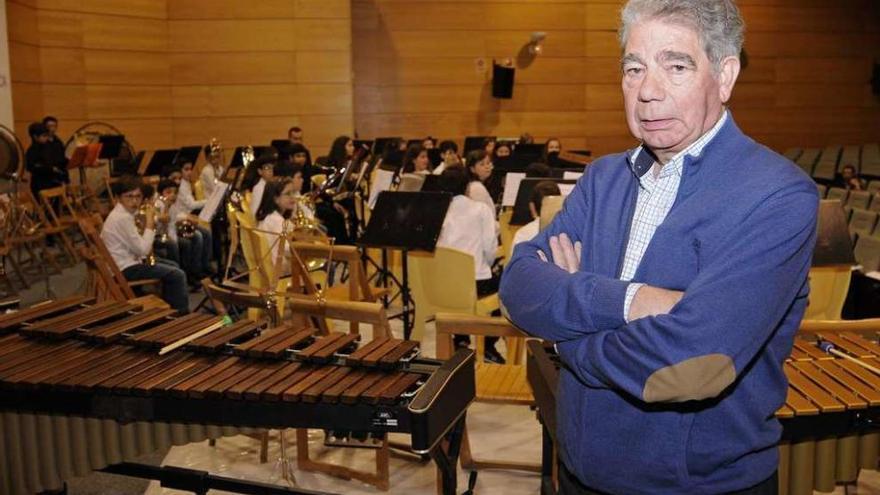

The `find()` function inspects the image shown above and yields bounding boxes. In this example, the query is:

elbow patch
[642,354,736,403]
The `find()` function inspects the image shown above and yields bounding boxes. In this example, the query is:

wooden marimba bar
[779,330,880,495]
[0,297,474,495]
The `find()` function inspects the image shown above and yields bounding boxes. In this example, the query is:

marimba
[0,297,475,495]
[527,330,880,495]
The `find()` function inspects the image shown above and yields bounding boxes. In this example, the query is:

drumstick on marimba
[159,319,225,355]
[817,339,880,376]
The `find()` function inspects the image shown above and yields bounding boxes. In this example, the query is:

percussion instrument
[0,297,474,495]
[526,331,880,495]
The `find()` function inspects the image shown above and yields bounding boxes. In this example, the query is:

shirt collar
[628,109,729,179]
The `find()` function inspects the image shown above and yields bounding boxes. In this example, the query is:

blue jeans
[122,262,189,314]
[178,227,213,279]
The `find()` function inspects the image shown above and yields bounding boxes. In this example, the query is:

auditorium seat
[870,193,880,213]
[840,145,862,169]
[848,190,872,209]
[826,187,848,203]
[498,209,521,262]
[854,236,880,273]
[867,181,880,195]
[816,183,828,198]
[796,148,820,176]
[812,146,841,181]
[805,266,851,320]
[783,148,803,163]
[862,143,880,177]
[849,209,878,240]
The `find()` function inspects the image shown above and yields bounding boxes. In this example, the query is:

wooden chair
[498,208,522,263]
[202,283,393,490]
[77,217,163,307]
[408,247,501,345]
[0,194,61,288]
[435,313,539,473]
[38,185,83,262]
[805,266,852,320]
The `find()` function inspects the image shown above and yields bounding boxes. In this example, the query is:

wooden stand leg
[296,429,390,491]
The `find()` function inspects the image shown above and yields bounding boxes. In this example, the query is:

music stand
[358,191,452,339]
[67,142,103,189]
[143,149,179,176]
[177,145,202,165]
[98,135,124,160]
[464,136,494,154]
[373,137,402,156]
[511,178,577,225]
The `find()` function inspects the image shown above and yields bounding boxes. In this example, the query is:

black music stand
[511,178,577,225]
[358,191,452,339]
[144,149,179,176]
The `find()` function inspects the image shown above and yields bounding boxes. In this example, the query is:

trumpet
[134,202,157,266]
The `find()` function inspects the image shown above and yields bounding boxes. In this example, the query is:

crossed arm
[499,180,818,403]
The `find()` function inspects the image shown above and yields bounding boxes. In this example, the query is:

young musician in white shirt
[199,145,222,199]
[255,173,309,275]
[101,176,189,314]
[436,166,505,364]
[465,149,496,215]
[432,140,460,176]
[167,163,214,282]
[245,156,275,217]
[511,180,562,249]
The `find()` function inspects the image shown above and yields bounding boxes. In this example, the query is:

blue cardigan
[500,116,818,493]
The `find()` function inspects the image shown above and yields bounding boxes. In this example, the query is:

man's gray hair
[619,0,744,71]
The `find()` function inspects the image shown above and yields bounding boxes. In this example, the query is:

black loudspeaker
[872,62,880,96]
[492,63,515,99]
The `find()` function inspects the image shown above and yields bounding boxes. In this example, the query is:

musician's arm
[500,178,631,342]
[555,184,817,403]
[123,215,155,258]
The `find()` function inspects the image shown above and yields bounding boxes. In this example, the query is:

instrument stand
[430,414,467,495]
[358,191,452,341]
[100,463,331,495]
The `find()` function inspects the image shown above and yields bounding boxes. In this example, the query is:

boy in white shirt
[101,176,189,314]
[248,157,276,217]
[167,163,214,282]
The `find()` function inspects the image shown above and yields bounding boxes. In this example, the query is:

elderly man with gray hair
[500,0,818,493]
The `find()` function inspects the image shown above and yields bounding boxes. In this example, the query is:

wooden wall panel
[353,0,880,156]
[7,0,354,154]
[167,0,353,151]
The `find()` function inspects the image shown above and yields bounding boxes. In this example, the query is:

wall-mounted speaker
[492,63,515,99]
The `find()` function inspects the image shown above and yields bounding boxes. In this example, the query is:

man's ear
[717,55,741,104]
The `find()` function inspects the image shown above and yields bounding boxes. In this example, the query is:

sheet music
[198,182,229,222]
[501,172,526,207]
[563,171,583,181]
[368,169,395,209]
[559,183,576,196]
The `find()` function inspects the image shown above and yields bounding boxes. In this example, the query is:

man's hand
[537,233,582,273]
[628,285,684,321]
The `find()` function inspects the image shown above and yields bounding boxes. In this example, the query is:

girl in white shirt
[255,171,310,274]
[465,149,496,215]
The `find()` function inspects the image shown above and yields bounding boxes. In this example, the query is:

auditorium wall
[6,0,353,154]
[7,1,879,157]
[352,0,880,156]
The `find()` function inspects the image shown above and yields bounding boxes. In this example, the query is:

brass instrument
[176,217,197,239]
[134,202,157,266]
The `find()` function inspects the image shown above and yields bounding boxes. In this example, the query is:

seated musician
[511,180,561,249]
[436,166,505,364]
[401,144,431,176]
[255,176,309,275]
[101,176,189,314]
[165,164,214,282]
[464,150,496,214]
[177,160,206,213]
[199,145,222,199]
[493,141,512,160]
[151,179,182,266]
[276,143,310,181]
[422,136,435,150]
[25,122,69,201]
[500,1,817,492]
[541,137,562,166]
[242,156,276,217]
[432,140,461,175]
[314,136,358,244]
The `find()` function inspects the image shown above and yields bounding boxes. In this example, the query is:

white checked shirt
[621,111,729,321]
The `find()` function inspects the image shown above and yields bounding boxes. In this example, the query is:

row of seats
[786,143,880,181]
[819,185,880,210]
